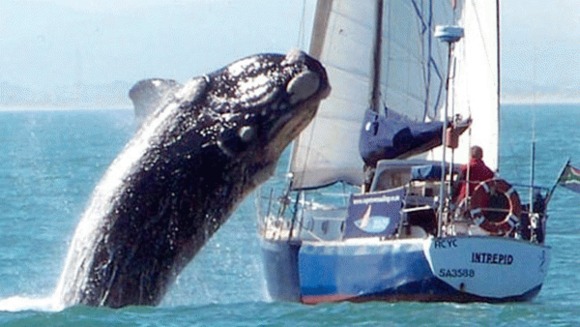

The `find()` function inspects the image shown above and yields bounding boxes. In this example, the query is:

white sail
[429,0,500,170]
[380,1,453,121]
[290,0,457,190]
[289,1,375,190]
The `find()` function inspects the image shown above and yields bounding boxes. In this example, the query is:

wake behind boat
[256,0,566,303]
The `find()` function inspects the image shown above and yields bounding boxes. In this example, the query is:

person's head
[470,146,483,159]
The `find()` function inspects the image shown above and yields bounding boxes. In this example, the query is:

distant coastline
[1,79,578,111]
[0,80,133,110]
[1,100,577,112]
[1,101,577,113]
[0,105,132,112]
[501,94,580,105]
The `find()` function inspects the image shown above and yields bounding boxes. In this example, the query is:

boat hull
[260,236,550,304]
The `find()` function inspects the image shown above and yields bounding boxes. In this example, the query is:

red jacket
[457,158,495,200]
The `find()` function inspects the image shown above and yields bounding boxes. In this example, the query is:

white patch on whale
[227,57,260,77]
[282,48,305,65]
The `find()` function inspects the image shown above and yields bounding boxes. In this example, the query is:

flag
[558,163,580,193]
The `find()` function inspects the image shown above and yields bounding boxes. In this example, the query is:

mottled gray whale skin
[56,51,329,308]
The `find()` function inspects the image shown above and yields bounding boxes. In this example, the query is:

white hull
[424,236,550,299]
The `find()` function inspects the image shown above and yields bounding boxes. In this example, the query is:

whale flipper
[129,78,182,125]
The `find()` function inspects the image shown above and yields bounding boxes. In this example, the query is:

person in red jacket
[455,145,495,202]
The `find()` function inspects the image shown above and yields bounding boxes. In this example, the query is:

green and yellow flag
[558,163,580,193]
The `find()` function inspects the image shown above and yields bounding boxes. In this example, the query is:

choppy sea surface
[0,104,578,326]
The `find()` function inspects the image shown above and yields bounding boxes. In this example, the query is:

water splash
[52,101,182,308]
[0,296,62,312]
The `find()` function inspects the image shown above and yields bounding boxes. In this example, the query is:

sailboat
[256,0,557,303]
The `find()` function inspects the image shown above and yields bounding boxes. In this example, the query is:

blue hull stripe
[260,239,543,303]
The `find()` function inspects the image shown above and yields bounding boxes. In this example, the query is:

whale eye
[238,126,256,142]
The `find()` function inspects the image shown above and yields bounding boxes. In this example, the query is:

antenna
[529,113,537,213]
[297,0,307,49]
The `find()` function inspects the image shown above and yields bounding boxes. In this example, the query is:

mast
[434,25,464,237]
[495,0,501,170]
[529,138,536,211]
[370,0,384,113]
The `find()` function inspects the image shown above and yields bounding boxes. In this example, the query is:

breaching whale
[54,50,330,308]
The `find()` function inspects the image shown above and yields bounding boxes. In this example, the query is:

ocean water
[0,104,577,326]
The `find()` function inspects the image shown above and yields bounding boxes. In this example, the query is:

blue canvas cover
[359,110,444,166]
[411,164,444,181]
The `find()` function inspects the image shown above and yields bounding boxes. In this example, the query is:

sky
[0,0,578,104]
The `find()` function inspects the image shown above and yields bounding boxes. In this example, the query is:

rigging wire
[297,0,308,50]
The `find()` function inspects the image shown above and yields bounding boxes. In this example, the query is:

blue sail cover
[359,110,444,166]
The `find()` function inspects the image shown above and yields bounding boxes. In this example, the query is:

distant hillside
[501,79,580,104]
[2,79,578,109]
[0,81,133,109]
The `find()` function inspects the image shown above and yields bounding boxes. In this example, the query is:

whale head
[205,50,330,183]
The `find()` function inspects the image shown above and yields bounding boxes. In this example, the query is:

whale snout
[285,50,330,104]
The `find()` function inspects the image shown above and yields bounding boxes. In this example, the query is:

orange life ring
[469,179,521,235]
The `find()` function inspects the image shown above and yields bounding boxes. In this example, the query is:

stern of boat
[423,236,550,301]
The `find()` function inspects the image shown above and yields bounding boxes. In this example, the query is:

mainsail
[290,0,460,190]
[428,0,500,170]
